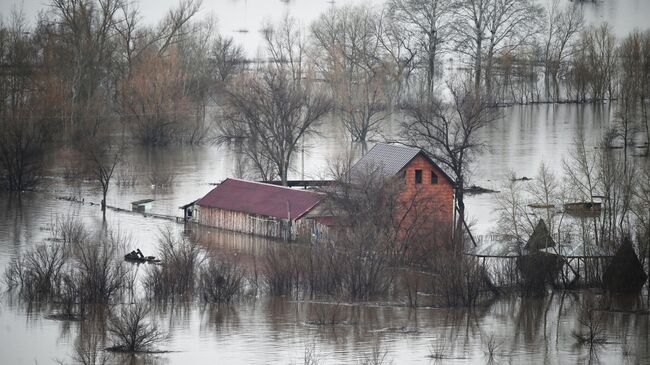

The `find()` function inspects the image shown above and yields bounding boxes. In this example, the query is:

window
[431,171,438,184]
[415,169,422,184]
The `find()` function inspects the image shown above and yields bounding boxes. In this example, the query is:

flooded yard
[2,0,650,363]
[1,102,649,364]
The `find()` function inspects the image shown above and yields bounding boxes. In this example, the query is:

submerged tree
[311,5,391,142]
[218,68,331,185]
[120,47,192,145]
[81,136,122,219]
[453,0,544,93]
[401,79,499,248]
[0,10,58,191]
[542,0,583,100]
[387,0,455,95]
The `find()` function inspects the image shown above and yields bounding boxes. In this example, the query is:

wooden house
[189,178,328,240]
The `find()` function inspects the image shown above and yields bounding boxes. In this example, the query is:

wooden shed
[191,178,328,240]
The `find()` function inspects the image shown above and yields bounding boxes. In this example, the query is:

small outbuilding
[131,199,154,213]
[190,178,328,240]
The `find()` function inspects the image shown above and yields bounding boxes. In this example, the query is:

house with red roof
[186,178,329,240]
[183,143,454,243]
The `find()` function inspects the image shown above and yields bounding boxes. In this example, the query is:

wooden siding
[197,205,326,241]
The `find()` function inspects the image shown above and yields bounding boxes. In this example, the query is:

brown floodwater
[1,101,649,364]
[2,0,650,362]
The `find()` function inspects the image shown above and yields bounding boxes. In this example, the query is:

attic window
[431,171,438,184]
[415,169,422,184]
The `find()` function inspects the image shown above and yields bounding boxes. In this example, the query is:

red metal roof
[197,178,324,221]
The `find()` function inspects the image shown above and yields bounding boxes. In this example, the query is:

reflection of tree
[200,304,241,335]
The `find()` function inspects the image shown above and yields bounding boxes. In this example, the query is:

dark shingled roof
[197,178,324,221]
[348,143,454,184]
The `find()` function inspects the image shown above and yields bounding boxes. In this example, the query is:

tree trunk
[474,34,483,93]
[455,175,465,252]
[102,187,108,220]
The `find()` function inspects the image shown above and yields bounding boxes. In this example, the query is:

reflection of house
[348,143,456,237]
[186,178,328,240]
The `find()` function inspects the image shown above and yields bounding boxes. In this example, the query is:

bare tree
[0,10,58,191]
[453,0,544,92]
[640,31,650,145]
[81,137,122,219]
[155,0,203,56]
[616,31,644,159]
[47,0,123,140]
[264,16,306,86]
[218,68,332,185]
[107,302,166,352]
[210,35,245,86]
[570,24,617,102]
[542,0,583,100]
[311,5,390,142]
[527,162,561,233]
[387,0,455,94]
[494,171,532,243]
[119,47,192,145]
[401,79,500,248]
[376,9,418,101]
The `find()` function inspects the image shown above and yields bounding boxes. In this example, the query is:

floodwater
[1,100,648,365]
[2,1,650,364]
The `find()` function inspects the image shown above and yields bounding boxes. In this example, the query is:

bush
[434,251,486,307]
[53,214,87,246]
[144,227,202,297]
[107,302,166,352]
[4,242,66,300]
[72,240,128,303]
[199,256,245,303]
[264,245,304,297]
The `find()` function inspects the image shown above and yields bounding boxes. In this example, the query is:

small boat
[124,249,160,263]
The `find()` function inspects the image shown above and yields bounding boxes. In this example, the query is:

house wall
[397,154,455,241]
[197,205,321,240]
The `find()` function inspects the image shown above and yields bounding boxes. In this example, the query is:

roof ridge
[224,178,323,195]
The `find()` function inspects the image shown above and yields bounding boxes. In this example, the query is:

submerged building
[185,178,329,240]
[184,143,455,242]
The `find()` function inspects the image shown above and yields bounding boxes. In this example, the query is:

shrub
[199,256,245,303]
[4,242,66,300]
[107,302,166,352]
[144,227,202,297]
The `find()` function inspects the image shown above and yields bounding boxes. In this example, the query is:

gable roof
[197,178,324,221]
[525,219,556,250]
[348,143,455,185]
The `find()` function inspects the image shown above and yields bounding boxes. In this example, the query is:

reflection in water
[0,101,648,363]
